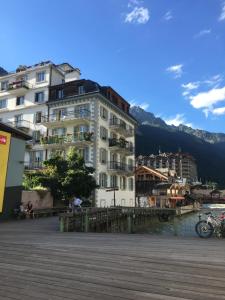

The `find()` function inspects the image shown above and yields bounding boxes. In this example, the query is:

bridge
[0,217,225,299]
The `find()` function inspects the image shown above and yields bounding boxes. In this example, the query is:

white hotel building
[0,61,137,207]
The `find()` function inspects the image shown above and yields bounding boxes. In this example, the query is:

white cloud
[164,114,193,127]
[163,10,173,21]
[181,81,200,97]
[125,6,150,24]
[182,82,200,91]
[194,29,211,38]
[190,86,225,109]
[130,100,149,110]
[218,2,225,21]
[128,0,142,7]
[204,74,223,87]
[166,64,183,78]
[212,106,225,115]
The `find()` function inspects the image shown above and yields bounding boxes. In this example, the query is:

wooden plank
[0,217,225,299]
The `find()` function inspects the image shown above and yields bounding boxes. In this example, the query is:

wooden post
[173,216,178,236]
[84,209,89,233]
[106,208,109,233]
[127,214,132,233]
[59,217,64,232]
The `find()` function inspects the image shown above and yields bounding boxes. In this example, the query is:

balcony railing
[7,80,30,91]
[41,109,91,123]
[24,161,44,171]
[7,120,33,134]
[109,118,133,137]
[109,138,134,154]
[108,161,134,173]
[40,132,94,145]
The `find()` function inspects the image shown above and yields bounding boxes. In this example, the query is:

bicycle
[195,211,225,238]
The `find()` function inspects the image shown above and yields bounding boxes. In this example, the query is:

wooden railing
[59,207,177,233]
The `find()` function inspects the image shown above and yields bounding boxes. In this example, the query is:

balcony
[108,161,134,175]
[39,132,94,149]
[6,80,31,94]
[109,118,133,137]
[109,138,134,156]
[7,120,33,135]
[24,161,44,172]
[41,110,91,128]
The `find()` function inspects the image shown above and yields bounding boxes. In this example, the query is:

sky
[0,0,225,133]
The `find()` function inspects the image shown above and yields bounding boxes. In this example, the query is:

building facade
[136,152,198,183]
[0,62,136,207]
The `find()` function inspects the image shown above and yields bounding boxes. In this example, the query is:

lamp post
[106,187,119,207]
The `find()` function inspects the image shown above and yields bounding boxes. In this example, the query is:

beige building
[0,61,137,207]
[136,152,198,183]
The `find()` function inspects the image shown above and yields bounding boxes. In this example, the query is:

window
[57,89,64,99]
[128,178,134,191]
[100,106,108,120]
[52,127,66,136]
[99,173,107,188]
[14,114,23,127]
[120,176,126,190]
[100,126,108,140]
[36,71,46,82]
[35,112,42,123]
[33,130,41,142]
[16,96,24,106]
[78,85,85,94]
[0,99,7,109]
[1,81,8,91]
[52,108,67,121]
[78,147,89,162]
[35,91,44,103]
[100,148,107,164]
[110,175,117,188]
[30,151,43,163]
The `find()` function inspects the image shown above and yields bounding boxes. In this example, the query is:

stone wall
[22,190,53,209]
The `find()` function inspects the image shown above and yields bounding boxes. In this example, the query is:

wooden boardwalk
[0,217,225,299]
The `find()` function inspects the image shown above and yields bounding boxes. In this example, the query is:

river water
[145,204,225,237]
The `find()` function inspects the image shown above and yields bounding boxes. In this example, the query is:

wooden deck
[0,217,225,299]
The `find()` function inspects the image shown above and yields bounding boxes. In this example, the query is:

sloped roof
[136,165,169,181]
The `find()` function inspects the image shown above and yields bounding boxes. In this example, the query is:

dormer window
[78,85,85,94]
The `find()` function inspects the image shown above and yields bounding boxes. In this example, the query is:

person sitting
[26,201,33,218]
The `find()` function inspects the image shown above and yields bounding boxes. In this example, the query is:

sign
[0,130,11,213]
[0,135,7,145]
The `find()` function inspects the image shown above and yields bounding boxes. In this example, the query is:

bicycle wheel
[195,220,214,238]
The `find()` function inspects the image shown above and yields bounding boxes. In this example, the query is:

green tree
[24,148,98,204]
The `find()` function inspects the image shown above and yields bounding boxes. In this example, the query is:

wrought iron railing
[40,132,94,145]
[41,109,91,123]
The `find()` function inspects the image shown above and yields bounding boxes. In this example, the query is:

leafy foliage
[24,148,98,202]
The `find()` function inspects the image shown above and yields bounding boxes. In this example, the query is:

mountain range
[130,106,225,187]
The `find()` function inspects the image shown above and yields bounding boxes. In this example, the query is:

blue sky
[0,0,225,133]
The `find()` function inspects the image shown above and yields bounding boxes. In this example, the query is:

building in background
[0,122,30,219]
[41,79,136,207]
[0,61,80,167]
[136,152,198,183]
[0,61,137,207]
